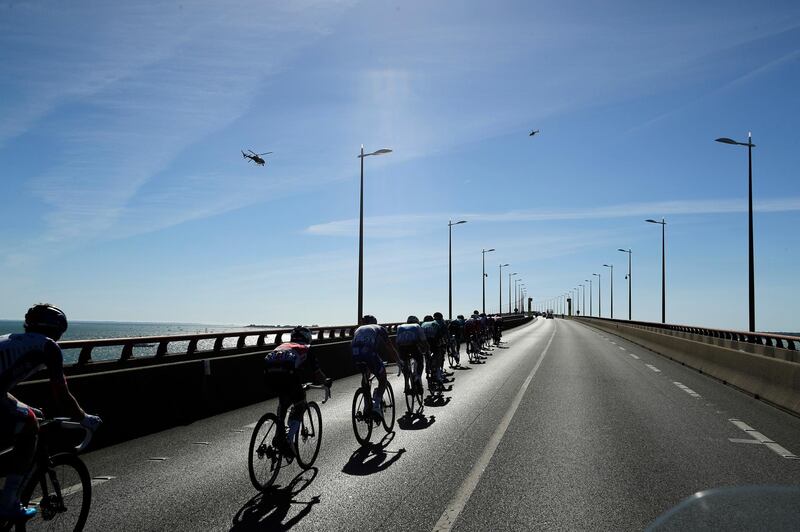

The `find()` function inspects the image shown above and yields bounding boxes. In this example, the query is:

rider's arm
[305,349,329,385]
[43,339,85,419]
[379,328,401,364]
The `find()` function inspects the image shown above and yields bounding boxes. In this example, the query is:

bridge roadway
[75,318,800,531]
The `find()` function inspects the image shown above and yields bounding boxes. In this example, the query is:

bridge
[14,317,800,530]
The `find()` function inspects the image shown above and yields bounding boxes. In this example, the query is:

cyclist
[433,312,449,375]
[0,304,101,522]
[395,316,428,395]
[351,315,401,421]
[263,326,331,456]
[421,314,445,388]
[478,312,489,349]
[447,316,464,366]
[464,313,480,357]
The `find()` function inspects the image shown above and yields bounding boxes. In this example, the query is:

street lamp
[618,248,632,320]
[593,273,601,317]
[585,279,592,316]
[499,263,509,315]
[509,272,517,313]
[579,284,585,315]
[646,218,667,323]
[448,220,468,319]
[603,264,613,319]
[357,145,392,323]
[482,249,495,314]
[716,133,757,332]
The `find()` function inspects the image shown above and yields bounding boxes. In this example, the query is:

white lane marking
[30,476,115,505]
[728,438,762,445]
[629,353,640,360]
[432,326,557,532]
[645,364,661,373]
[243,422,258,429]
[619,346,626,351]
[673,382,702,398]
[610,341,616,345]
[728,418,799,459]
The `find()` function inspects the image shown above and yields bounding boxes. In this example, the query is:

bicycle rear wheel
[381,381,395,432]
[351,388,373,446]
[295,402,322,469]
[19,452,91,532]
[247,413,282,491]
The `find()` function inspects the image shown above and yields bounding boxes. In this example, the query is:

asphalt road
[60,318,800,531]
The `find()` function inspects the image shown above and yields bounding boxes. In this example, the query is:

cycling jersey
[351,324,390,377]
[421,320,443,347]
[0,333,66,394]
[263,342,318,374]
[464,318,480,335]
[396,323,427,350]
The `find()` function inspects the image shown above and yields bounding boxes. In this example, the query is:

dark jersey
[263,342,318,374]
[0,333,65,394]
[351,324,390,357]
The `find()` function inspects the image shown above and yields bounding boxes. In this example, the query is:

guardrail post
[120,343,134,361]
[213,337,224,353]
[187,339,198,356]
[77,346,93,365]
[156,342,168,358]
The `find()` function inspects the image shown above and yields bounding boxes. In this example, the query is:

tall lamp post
[509,272,517,313]
[585,279,592,316]
[357,145,392,323]
[618,248,632,320]
[593,273,601,317]
[499,263,509,315]
[716,133,756,332]
[482,249,495,314]
[603,264,613,319]
[448,220,468,319]
[579,284,585,315]
[646,218,667,323]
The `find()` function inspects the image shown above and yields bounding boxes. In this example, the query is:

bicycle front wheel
[247,413,282,491]
[19,452,91,532]
[381,381,396,432]
[351,388,373,446]
[295,402,322,469]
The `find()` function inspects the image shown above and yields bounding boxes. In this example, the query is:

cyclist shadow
[453,365,472,371]
[424,394,451,407]
[397,413,436,431]
[342,433,405,476]
[231,468,320,531]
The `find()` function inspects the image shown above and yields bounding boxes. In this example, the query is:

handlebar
[302,383,331,404]
[40,417,96,453]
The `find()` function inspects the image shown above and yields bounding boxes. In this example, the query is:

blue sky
[1,0,798,331]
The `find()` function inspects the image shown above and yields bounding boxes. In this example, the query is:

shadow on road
[342,433,406,476]
[397,413,436,431]
[424,394,451,407]
[453,365,473,371]
[231,468,320,531]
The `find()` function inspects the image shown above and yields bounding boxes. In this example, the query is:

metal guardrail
[59,314,530,367]
[579,317,799,352]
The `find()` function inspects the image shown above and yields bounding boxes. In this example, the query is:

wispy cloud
[305,196,800,237]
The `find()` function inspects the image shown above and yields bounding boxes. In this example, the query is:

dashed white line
[629,353,640,360]
[645,364,661,373]
[30,476,115,505]
[729,419,798,459]
[673,382,702,398]
[243,421,258,429]
[618,346,626,351]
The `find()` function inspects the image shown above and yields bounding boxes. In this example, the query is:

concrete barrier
[575,317,800,416]
[14,315,533,448]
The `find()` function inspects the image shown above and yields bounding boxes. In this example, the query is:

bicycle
[400,357,424,416]
[248,383,330,492]
[446,335,460,368]
[351,363,395,446]
[466,334,481,364]
[0,414,99,532]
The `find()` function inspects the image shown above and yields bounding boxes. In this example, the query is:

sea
[0,320,262,365]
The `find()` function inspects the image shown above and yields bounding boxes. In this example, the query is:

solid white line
[629,353,640,360]
[645,364,661,373]
[432,326,557,532]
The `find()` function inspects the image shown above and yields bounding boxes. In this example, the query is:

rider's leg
[0,399,38,518]
[284,376,306,444]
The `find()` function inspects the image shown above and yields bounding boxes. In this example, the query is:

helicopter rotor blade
[257,152,273,156]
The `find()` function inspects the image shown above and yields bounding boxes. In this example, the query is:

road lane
[66,317,800,531]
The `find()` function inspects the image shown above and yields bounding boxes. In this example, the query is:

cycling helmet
[433,312,443,320]
[406,315,420,324]
[457,315,465,320]
[290,326,313,344]
[361,315,378,325]
[423,315,434,322]
[24,304,68,340]
[473,310,479,315]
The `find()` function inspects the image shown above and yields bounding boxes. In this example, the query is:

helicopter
[241,149,273,166]
[529,129,540,137]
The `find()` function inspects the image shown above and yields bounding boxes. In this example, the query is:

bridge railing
[61,322,402,368]
[577,317,799,353]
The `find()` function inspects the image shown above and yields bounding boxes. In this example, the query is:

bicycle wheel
[404,370,414,415]
[447,342,456,368]
[19,452,91,532]
[351,388,372,446]
[380,381,395,432]
[295,402,322,469]
[247,413,282,491]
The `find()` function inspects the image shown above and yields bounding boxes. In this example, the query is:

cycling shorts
[0,397,35,447]
[353,350,385,379]
[398,345,424,362]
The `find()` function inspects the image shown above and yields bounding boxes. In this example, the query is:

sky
[1,0,799,331]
